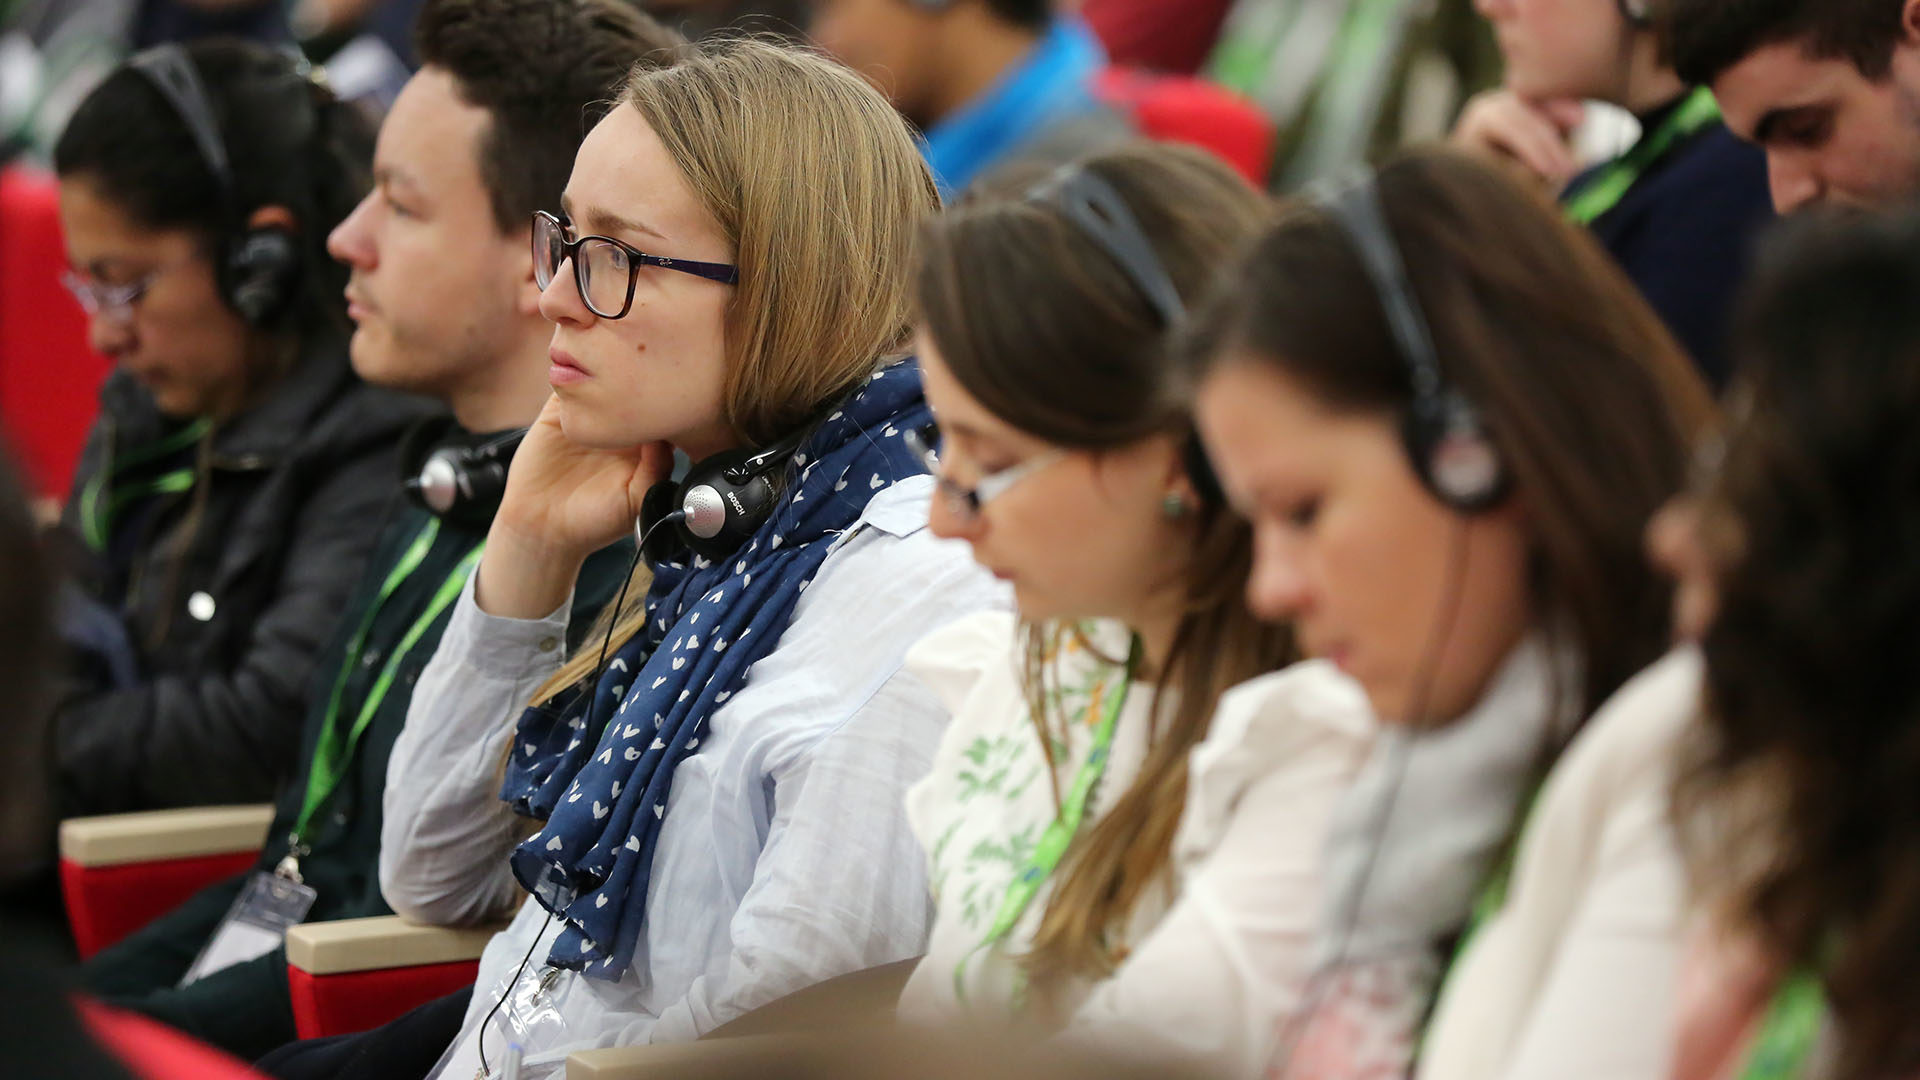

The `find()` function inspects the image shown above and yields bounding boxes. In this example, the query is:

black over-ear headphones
[1024,164,1224,505]
[638,428,812,563]
[1309,170,1509,513]
[125,44,309,328]
[400,420,527,529]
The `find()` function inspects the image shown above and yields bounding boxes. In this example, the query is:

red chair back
[1091,68,1276,188]
[0,164,110,498]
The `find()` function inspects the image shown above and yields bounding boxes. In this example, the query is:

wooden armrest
[284,914,509,975]
[704,957,915,1040]
[59,805,276,867]
[569,1034,815,1080]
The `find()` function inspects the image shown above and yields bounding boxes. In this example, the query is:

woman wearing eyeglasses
[49,40,433,816]
[256,38,1001,1080]
[889,142,1373,1078]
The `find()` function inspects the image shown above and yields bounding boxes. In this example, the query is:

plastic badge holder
[179,871,317,986]
[428,962,571,1080]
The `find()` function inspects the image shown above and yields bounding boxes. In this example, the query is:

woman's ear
[1157,434,1203,517]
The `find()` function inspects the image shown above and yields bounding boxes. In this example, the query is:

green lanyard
[1564,86,1722,226]
[1737,969,1825,1080]
[284,517,485,869]
[80,418,212,551]
[952,639,1139,1007]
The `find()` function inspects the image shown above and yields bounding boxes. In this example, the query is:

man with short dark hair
[808,0,1131,195]
[76,0,680,1060]
[1664,0,1920,210]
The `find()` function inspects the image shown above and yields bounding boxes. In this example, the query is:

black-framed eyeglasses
[532,210,738,320]
[903,423,1064,522]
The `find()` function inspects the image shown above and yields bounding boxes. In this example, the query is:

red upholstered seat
[1091,68,1276,188]
[287,960,484,1040]
[0,164,110,497]
[78,998,269,1080]
[59,806,277,959]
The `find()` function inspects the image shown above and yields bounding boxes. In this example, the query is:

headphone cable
[1273,515,1473,1076]
[473,507,681,1075]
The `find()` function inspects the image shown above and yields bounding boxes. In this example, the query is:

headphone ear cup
[224,225,301,326]
[679,472,778,561]
[1401,391,1509,514]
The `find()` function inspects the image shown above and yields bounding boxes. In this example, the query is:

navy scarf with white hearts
[500,358,931,980]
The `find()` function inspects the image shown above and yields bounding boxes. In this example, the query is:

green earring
[1162,492,1190,520]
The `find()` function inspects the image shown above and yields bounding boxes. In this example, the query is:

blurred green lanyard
[279,516,484,880]
[952,638,1139,1008]
[1564,86,1722,226]
[80,418,211,551]
[1737,969,1824,1080]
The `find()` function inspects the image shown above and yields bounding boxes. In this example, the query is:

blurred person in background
[49,40,433,817]
[1179,147,1713,1079]
[0,447,270,1080]
[1,0,291,163]
[1205,0,1502,186]
[809,0,1130,196]
[1663,0,1920,213]
[1661,210,1920,1080]
[74,0,671,1062]
[900,141,1371,1077]
[1451,0,1772,387]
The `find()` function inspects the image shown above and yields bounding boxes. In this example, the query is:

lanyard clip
[275,836,311,884]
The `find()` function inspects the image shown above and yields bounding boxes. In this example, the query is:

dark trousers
[254,987,473,1080]
[81,872,300,1062]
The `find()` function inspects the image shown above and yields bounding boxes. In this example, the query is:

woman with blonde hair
[896,141,1373,1077]
[258,37,1002,1079]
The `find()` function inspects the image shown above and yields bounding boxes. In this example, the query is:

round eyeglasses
[532,210,739,320]
[903,423,1065,521]
[60,255,200,325]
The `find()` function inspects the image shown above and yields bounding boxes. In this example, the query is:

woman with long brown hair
[1178,146,1714,1079]
[896,141,1373,1076]
[1662,210,1920,1080]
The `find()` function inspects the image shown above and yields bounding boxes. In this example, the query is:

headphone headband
[1026,165,1186,328]
[1309,173,1445,402]
[127,45,235,202]
[1307,168,1508,512]
[121,43,318,327]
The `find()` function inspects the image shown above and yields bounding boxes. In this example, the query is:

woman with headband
[896,141,1373,1078]
[1179,147,1713,1079]
[49,41,431,816]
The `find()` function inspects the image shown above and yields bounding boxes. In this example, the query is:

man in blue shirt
[809,0,1131,196]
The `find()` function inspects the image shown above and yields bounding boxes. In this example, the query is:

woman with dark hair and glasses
[50,39,433,816]
[893,141,1372,1076]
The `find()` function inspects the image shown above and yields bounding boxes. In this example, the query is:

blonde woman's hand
[476,395,673,619]
[1451,89,1587,192]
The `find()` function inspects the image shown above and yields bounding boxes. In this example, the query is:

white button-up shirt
[380,477,1005,1075]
